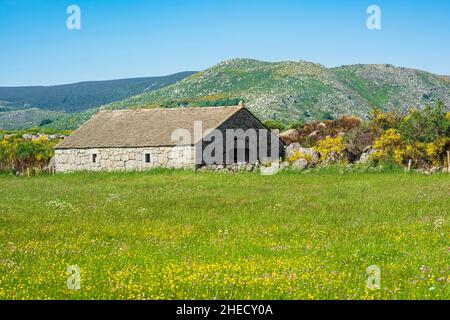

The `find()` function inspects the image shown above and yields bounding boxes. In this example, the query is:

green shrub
[263,120,286,131]
[398,102,450,143]
[287,120,305,130]
[39,119,54,126]
[344,122,381,161]
[321,111,335,120]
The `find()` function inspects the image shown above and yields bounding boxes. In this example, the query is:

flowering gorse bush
[286,151,313,165]
[0,135,60,174]
[426,137,450,166]
[314,136,348,165]
[395,142,427,166]
[372,129,402,160]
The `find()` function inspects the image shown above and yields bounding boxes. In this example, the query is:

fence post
[447,150,450,174]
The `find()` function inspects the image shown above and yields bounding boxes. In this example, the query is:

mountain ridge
[106,58,450,122]
[0,71,196,113]
[3,59,450,130]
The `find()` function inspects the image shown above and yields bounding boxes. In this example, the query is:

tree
[263,120,286,131]
[288,119,305,130]
[39,119,54,126]
[321,112,334,120]
[399,102,450,143]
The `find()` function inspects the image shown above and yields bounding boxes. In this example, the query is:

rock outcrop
[279,129,300,145]
[291,159,308,171]
[358,146,377,164]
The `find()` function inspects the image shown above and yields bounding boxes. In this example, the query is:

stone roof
[55,106,244,149]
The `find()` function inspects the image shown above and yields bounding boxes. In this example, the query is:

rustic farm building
[54,106,283,173]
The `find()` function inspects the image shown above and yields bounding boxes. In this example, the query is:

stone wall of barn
[54,146,195,173]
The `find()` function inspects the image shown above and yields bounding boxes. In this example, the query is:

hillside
[108,59,450,122]
[5,59,450,130]
[0,108,65,130]
[0,72,195,130]
[0,72,195,113]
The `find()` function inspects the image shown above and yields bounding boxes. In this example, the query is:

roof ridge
[101,106,242,113]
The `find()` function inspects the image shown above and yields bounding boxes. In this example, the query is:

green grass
[0,170,449,300]
[334,70,391,108]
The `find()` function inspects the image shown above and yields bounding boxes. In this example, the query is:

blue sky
[1,0,449,86]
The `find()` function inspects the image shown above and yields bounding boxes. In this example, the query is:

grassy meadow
[0,169,449,300]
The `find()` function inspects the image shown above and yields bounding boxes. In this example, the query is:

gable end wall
[197,108,284,165]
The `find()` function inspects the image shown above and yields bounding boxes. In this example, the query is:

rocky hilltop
[109,59,450,122]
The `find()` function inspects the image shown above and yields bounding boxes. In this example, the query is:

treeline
[1,127,72,136]
[146,97,243,109]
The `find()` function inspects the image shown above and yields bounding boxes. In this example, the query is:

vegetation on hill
[0,170,448,299]
[7,59,450,130]
[0,108,65,130]
[107,59,450,123]
[0,72,195,113]
[40,108,100,131]
[0,72,196,130]
[0,128,71,136]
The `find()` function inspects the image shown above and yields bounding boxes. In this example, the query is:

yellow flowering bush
[426,137,450,166]
[0,135,59,174]
[286,151,313,165]
[371,129,403,164]
[314,136,348,164]
[371,129,445,167]
[394,142,427,166]
[373,129,402,149]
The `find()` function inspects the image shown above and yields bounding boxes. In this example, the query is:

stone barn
[54,105,284,173]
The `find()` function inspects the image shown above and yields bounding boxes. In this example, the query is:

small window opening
[92,154,97,163]
[145,153,151,163]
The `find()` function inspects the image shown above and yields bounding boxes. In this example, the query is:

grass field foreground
[0,169,449,299]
